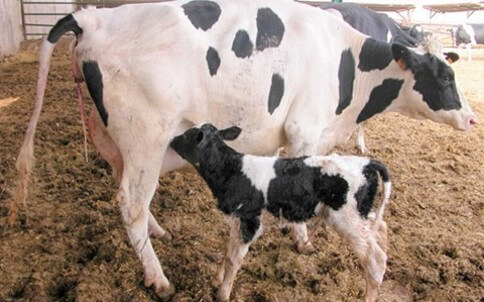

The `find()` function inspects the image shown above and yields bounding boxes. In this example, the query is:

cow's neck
[318,38,414,154]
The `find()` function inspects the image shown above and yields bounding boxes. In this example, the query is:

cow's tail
[368,159,391,229]
[8,14,83,225]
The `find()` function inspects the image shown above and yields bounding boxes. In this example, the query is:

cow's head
[392,41,476,130]
[170,123,242,167]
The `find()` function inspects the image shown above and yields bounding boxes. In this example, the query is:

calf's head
[392,42,476,130]
[170,123,242,167]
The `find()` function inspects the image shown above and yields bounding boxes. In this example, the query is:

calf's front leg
[217,217,262,301]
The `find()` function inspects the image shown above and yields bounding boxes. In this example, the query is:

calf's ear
[391,43,414,70]
[444,52,459,64]
[219,126,242,141]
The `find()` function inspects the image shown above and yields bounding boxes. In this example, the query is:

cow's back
[471,24,484,44]
[73,0,360,155]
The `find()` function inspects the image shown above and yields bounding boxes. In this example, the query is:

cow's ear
[219,126,241,141]
[444,52,459,64]
[391,43,414,70]
[196,129,205,145]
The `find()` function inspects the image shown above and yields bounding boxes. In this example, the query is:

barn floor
[0,39,483,302]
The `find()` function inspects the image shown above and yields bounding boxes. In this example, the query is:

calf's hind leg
[327,211,387,302]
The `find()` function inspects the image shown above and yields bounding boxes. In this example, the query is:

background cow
[451,24,484,61]
[10,0,476,297]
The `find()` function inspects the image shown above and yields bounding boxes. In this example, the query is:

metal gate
[20,0,172,39]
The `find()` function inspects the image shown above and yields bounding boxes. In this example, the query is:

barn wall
[0,0,23,59]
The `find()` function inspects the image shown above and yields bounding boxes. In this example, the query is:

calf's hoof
[144,277,174,299]
[297,241,316,255]
[217,288,231,302]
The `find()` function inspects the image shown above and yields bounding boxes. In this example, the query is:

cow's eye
[442,76,451,84]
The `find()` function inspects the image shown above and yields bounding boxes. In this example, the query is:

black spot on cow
[266,158,349,222]
[240,217,261,243]
[256,8,285,51]
[83,61,108,126]
[268,73,284,114]
[336,48,355,115]
[47,14,82,43]
[356,78,403,124]
[358,38,393,72]
[182,0,221,31]
[232,30,253,58]
[206,47,220,76]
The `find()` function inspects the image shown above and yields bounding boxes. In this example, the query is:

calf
[170,123,392,302]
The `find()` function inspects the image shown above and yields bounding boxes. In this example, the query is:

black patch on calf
[82,61,108,126]
[232,30,253,58]
[354,164,379,218]
[358,38,393,72]
[47,14,82,43]
[357,78,403,124]
[266,158,349,222]
[182,0,221,31]
[268,73,284,114]
[256,8,285,51]
[240,217,261,243]
[206,47,220,76]
[410,54,461,111]
[336,48,355,115]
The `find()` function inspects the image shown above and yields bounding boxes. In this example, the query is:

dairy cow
[11,0,476,298]
[319,3,435,152]
[320,2,418,47]
[451,24,484,61]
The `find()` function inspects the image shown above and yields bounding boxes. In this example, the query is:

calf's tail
[368,160,391,228]
[8,14,83,225]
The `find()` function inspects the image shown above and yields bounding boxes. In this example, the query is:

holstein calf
[12,0,476,296]
[170,124,392,302]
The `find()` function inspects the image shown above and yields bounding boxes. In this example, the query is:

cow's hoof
[160,231,172,242]
[297,241,316,255]
[155,284,175,299]
[217,288,230,302]
[150,229,172,242]
[144,277,174,299]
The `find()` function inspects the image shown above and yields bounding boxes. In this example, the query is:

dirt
[0,38,483,302]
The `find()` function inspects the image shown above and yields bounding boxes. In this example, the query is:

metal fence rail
[20,0,173,38]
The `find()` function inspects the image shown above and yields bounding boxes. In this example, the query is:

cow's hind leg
[116,132,175,298]
[327,211,387,302]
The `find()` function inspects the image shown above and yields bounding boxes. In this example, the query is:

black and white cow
[319,3,436,152]
[170,123,392,302]
[451,24,484,61]
[11,0,476,297]
[404,24,427,44]
[320,3,418,47]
